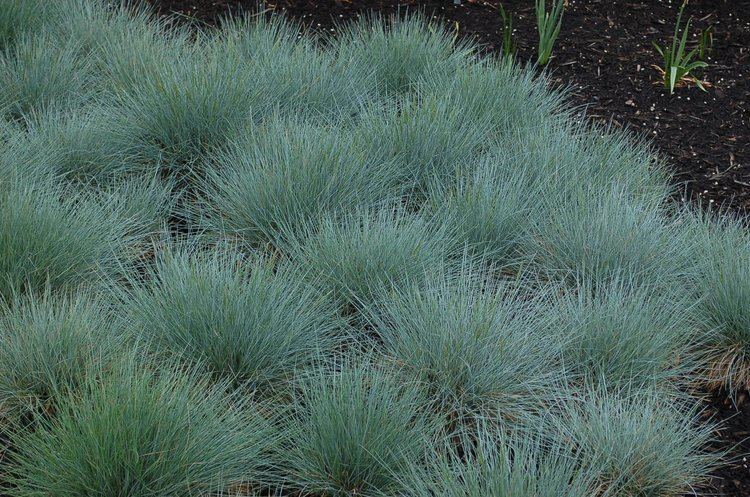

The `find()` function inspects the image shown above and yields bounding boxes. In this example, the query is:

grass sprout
[535,0,565,65]
[652,1,708,94]
[498,3,517,57]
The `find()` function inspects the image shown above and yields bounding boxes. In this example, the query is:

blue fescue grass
[282,357,432,496]
[550,277,699,391]
[405,427,594,497]
[99,175,175,236]
[6,357,279,497]
[0,290,123,424]
[219,14,376,118]
[0,0,53,50]
[527,185,690,289]
[0,179,146,303]
[425,153,533,263]
[19,107,145,182]
[329,14,475,96]
[286,207,453,316]
[121,245,343,393]
[0,3,733,495]
[0,34,92,121]
[355,93,492,199]
[369,261,565,432]
[197,116,400,250]
[685,209,750,393]
[46,0,162,63]
[549,388,719,497]
[107,36,261,181]
[418,56,569,139]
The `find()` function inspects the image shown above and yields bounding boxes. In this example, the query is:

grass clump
[357,94,491,199]
[551,388,718,497]
[220,14,374,118]
[19,107,144,182]
[282,358,430,496]
[0,34,91,121]
[427,155,531,262]
[198,117,398,250]
[528,186,686,289]
[407,428,592,497]
[108,35,260,181]
[0,0,52,51]
[6,359,278,497]
[371,264,562,430]
[331,14,474,95]
[0,181,142,303]
[0,291,121,424]
[419,57,567,140]
[123,245,341,393]
[551,278,697,391]
[288,208,451,315]
[690,213,750,393]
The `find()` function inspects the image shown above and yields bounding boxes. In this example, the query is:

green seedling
[499,3,516,57]
[535,0,565,65]
[652,1,708,94]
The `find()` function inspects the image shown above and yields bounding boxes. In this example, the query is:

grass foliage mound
[0,1,744,495]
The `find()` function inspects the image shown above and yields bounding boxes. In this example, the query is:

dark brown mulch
[143,0,750,495]
[146,0,750,215]
[705,391,750,497]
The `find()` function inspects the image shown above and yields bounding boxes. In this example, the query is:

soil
[146,0,750,215]
[705,390,750,497]
[144,0,750,494]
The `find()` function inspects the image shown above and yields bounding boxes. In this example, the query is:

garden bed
[1,1,749,497]
[152,4,750,493]
[149,0,750,213]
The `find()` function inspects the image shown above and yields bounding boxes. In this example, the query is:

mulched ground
[144,0,750,494]
[706,390,750,497]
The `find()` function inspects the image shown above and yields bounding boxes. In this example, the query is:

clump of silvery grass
[684,208,750,393]
[549,387,719,497]
[0,290,123,425]
[122,244,342,394]
[369,261,565,432]
[281,356,432,497]
[6,358,280,497]
[197,116,400,250]
[329,14,475,96]
[0,34,92,121]
[287,207,453,317]
[550,276,699,391]
[405,426,594,497]
[0,179,146,303]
